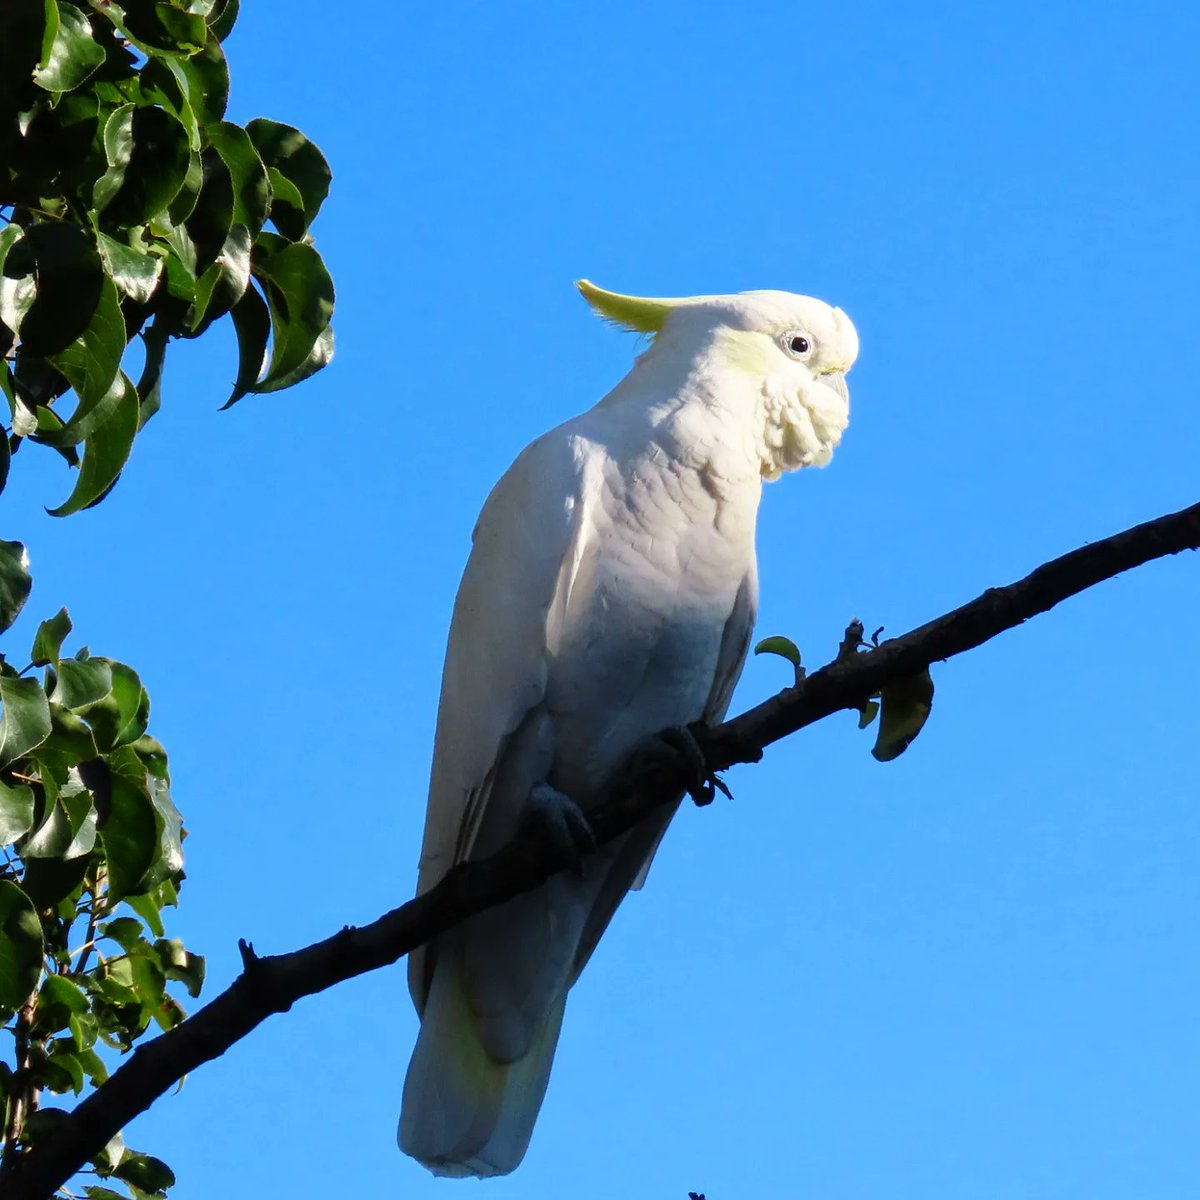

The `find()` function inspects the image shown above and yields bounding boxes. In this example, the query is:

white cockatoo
[400,280,858,1177]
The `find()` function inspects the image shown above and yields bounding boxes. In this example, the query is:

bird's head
[577,280,858,480]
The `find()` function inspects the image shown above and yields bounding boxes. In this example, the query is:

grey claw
[641,725,731,808]
[528,782,596,870]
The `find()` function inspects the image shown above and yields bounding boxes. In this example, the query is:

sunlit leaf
[96,231,163,305]
[871,668,935,762]
[81,658,149,750]
[114,1152,176,1194]
[135,320,169,428]
[98,773,159,900]
[42,275,127,444]
[33,0,105,93]
[51,656,113,711]
[247,118,331,234]
[94,103,191,226]
[207,0,239,40]
[0,675,52,768]
[0,780,36,845]
[32,606,72,667]
[251,236,334,390]
[190,221,250,331]
[22,787,96,859]
[2,223,104,357]
[47,371,140,516]
[207,120,271,235]
[0,539,32,634]
[154,937,204,998]
[222,280,269,406]
[104,0,206,56]
[753,634,803,686]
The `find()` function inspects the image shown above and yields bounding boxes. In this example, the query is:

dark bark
[7,498,1200,1200]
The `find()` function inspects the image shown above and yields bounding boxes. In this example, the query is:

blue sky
[9,2,1200,1197]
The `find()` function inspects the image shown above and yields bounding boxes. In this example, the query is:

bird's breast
[544,444,758,801]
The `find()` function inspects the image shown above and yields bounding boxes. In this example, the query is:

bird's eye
[782,332,812,358]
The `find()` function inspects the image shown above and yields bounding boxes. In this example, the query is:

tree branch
[9,498,1200,1200]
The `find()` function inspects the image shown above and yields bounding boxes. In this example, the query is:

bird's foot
[635,724,732,808]
[527,782,597,870]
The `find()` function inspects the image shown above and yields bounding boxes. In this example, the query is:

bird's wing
[413,429,592,903]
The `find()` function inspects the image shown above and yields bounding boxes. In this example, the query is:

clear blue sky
[9,3,1200,1197]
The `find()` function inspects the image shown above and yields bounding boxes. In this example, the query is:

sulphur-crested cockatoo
[400,280,858,1177]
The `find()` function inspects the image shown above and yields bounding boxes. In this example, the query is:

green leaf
[95,1131,125,1176]
[0,222,36,343]
[753,634,803,685]
[207,121,271,235]
[871,668,935,762]
[222,279,270,406]
[263,165,306,241]
[98,773,159,900]
[166,150,204,223]
[33,0,106,93]
[32,607,72,668]
[155,937,204,998]
[246,118,331,234]
[80,659,149,750]
[857,698,880,729]
[94,103,191,227]
[114,1152,176,1194]
[115,0,206,54]
[0,676,53,768]
[77,1044,108,1086]
[122,748,182,888]
[0,539,32,635]
[167,35,229,126]
[37,702,100,769]
[22,786,96,859]
[51,656,113,711]
[190,221,250,331]
[0,781,36,844]
[251,238,334,390]
[84,1187,129,1200]
[97,231,164,306]
[125,891,165,938]
[207,0,239,40]
[102,916,145,952]
[2,223,104,357]
[258,321,333,393]
[42,274,127,444]
[0,880,43,1012]
[44,1042,85,1094]
[20,854,88,908]
[183,143,236,275]
[36,974,89,1032]
[135,320,169,428]
[47,370,140,516]
[0,426,9,497]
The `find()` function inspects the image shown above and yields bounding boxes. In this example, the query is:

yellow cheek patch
[718,329,780,376]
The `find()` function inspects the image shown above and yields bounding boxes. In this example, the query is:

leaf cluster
[755,627,935,761]
[1,0,335,514]
[0,546,196,1198]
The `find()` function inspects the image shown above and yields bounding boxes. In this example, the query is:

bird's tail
[399,953,566,1178]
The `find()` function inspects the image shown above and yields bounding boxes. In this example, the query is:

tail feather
[399,953,566,1178]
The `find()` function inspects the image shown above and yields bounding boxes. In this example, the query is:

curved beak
[819,369,849,404]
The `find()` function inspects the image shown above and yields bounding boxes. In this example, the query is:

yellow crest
[575,279,689,334]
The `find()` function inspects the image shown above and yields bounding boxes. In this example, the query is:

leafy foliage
[0,596,193,1197]
[1,0,335,514]
[0,2,336,1194]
